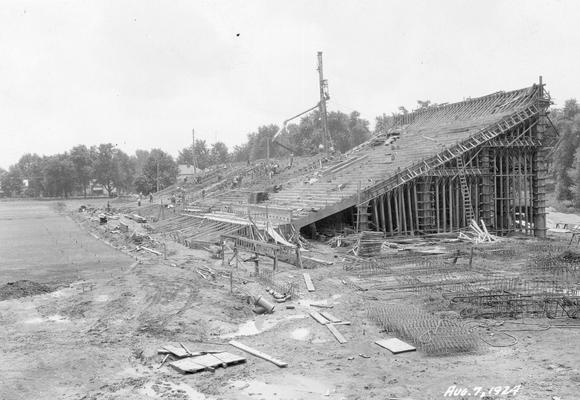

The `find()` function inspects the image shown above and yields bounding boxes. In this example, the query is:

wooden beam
[229,341,288,368]
[326,324,347,344]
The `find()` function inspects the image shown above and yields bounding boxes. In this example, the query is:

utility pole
[317,51,330,153]
[192,128,197,175]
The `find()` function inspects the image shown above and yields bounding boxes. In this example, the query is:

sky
[1,0,580,169]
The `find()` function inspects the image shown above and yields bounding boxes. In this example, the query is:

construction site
[2,55,580,399]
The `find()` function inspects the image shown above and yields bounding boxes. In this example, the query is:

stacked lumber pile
[459,220,500,243]
[353,231,385,257]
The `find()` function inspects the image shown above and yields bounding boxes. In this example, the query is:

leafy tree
[551,104,580,201]
[1,166,23,196]
[247,125,282,161]
[70,145,94,197]
[177,139,211,170]
[42,154,75,197]
[231,143,250,163]
[132,149,150,176]
[17,153,45,197]
[133,175,151,195]
[571,147,580,207]
[284,110,371,155]
[143,149,178,192]
[374,113,395,135]
[210,141,229,165]
[112,149,135,194]
[93,143,119,196]
[563,99,579,120]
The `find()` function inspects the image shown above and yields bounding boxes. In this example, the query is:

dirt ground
[0,200,579,400]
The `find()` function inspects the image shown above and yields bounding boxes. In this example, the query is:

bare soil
[0,200,579,400]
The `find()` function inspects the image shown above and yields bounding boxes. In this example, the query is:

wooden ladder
[456,156,475,223]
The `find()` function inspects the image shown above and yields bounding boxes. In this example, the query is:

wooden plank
[169,352,246,373]
[375,338,416,354]
[326,324,347,344]
[303,273,315,292]
[310,303,333,309]
[169,358,207,373]
[162,345,190,358]
[309,311,330,325]
[229,340,288,368]
[320,311,341,323]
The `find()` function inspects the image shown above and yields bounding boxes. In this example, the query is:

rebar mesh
[367,304,479,355]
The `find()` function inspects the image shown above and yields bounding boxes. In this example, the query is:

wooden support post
[379,194,386,234]
[455,179,461,229]
[372,199,379,232]
[394,190,400,235]
[407,183,415,236]
[387,193,393,235]
[400,188,407,235]
[435,179,440,233]
[448,179,453,232]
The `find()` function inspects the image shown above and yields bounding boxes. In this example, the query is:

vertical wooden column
[387,193,393,235]
[435,179,440,233]
[448,180,454,231]
[379,194,386,235]
[406,185,414,235]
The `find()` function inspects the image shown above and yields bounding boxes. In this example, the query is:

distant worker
[149,193,153,203]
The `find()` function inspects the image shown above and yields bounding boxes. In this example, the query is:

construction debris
[169,352,246,374]
[459,220,500,243]
[228,340,288,368]
[303,273,315,292]
[375,338,416,354]
[327,324,347,344]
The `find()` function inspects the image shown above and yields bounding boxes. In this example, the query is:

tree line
[0,144,179,198]
[550,99,580,208]
[4,100,579,206]
[0,109,373,198]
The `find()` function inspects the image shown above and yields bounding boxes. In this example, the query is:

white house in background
[177,164,203,183]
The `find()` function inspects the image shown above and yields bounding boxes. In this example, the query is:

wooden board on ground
[169,352,246,374]
[326,324,347,344]
[320,311,341,323]
[229,340,288,368]
[375,338,416,354]
[161,345,190,358]
[303,273,315,292]
[309,311,330,325]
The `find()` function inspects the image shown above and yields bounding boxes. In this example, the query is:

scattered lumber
[139,246,162,256]
[228,340,288,368]
[169,352,246,374]
[309,311,330,325]
[320,311,341,323]
[326,324,347,344]
[310,303,333,309]
[375,338,416,354]
[458,220,500,244]
[160,345,190,358]
[302,256,333,265]
[303,273,315,292]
